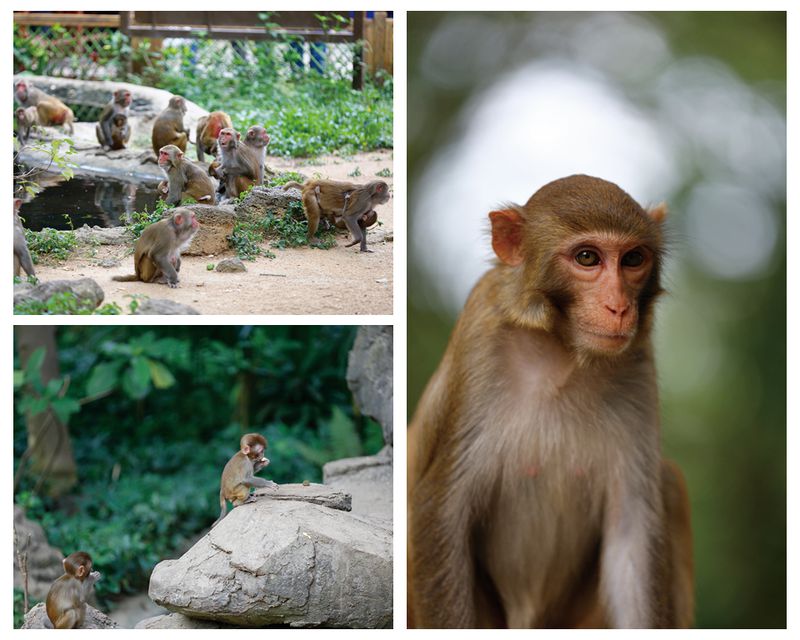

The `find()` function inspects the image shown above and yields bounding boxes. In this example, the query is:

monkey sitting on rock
[44,551,101,629]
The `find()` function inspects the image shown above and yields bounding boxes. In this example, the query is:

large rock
[132,298,200,315]
[347,326,393,446]
[180,204,237,256]
[14,278,104,310]
[323,449,392,522]
[13,505,63,600]
[22,602,118,629]
[135,612,235,629]
[234,186,302,223]
[148,483,391,628]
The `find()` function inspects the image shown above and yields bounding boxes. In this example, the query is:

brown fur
[196,111,233,162]
[408,175,693,628]
[96,88,132,149]
[111,209,199,288]
[216,127,260,199]
[152,95,189,154]
[214,433,277,526]
[45,551,100,629]
[283,179,389,252]
[15,106,39,144]
[157,144,216,205]
[14,79,74,134]
[243,125,271,185]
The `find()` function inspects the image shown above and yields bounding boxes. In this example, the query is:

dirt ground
[30,150,394,315]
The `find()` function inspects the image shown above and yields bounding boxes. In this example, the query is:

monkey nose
[605,300,630,317]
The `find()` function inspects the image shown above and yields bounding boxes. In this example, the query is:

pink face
[247,127,270,146]
[15,80,28,102]
[218,128,237,148]
[118,90,132,107]
[157,148,171,167]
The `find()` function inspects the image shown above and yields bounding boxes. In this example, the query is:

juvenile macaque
[112,209,199,288]
[96,88,132,149]
[15,79,74,134]
[15,106,39,144]
[283,179,389,252]
[195,110,233,162]
[44,551,101,629]
[152,95,189,154]
[157,144,216,205]
[215,127,260,200]
[407,175,693,629]
[243,125,271,185]
[14,198,36,278]
[214,433,277,526]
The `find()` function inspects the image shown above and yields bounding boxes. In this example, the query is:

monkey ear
[236,131,241,140]
[14,198,22,209]
[176,149,183,159]
[648,202,668,224]
[76,565,86,578]
[489,209,525,267]
[242,445,251,454]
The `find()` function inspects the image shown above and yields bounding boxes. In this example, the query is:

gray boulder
[234,185,303,223]
[133,298,200,315]
[135,612,230,629]
[148,483,391,628]
[22,602,118,629]
[323,449,392,522]
[14,278,104,310]
[215,257,247,273]
[13,505,63,600]
[347,326,393,446]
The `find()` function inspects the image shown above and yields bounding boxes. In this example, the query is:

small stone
[215,258,247,273]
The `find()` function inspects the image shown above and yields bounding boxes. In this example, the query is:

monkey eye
[574,250,601,267]
[621,250,646,267]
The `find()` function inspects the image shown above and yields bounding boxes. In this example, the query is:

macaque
[157,144,216,205]
[407,175,693,629]
[14,198,36,278]
[152,95,189,154]
[243,125,272,185]
[15,106,39,144]
[96,88,132,149]
[214,433,277,526]
[44,551,101,629]
[14,79,74,134]
[283,179,389,252]
[111,209,199,288]
[195,110,233,162]
[215,127,260,200]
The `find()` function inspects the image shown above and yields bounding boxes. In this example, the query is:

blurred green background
[13,325,383,626]
[407,12,785,628]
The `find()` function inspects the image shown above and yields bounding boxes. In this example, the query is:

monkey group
[41,432,275,628]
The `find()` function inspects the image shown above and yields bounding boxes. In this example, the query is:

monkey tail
[282,181,304,191]
[111,274,139,282]
[212,490,227,528]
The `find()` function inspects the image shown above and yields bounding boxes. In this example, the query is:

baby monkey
[45,551,101,629]
[214,433,277,526]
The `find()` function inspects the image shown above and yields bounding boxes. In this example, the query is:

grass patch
[24,228,77,262]
[14,291,122,315]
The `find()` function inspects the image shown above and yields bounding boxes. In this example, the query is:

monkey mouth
[579,329,632,352]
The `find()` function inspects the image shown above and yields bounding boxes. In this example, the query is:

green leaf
[24,346,46,388]
[13,370,24,389]
[147,359,175,390]
[122,356,152,400]
[86,362,121,397]
[50,397,81,424]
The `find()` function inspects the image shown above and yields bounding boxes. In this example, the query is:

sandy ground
[29,150,394,316]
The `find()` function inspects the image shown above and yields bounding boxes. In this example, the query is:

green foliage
[375,167,393,177]
[154,38,393,157]
[13,589,38,629]
[124,199,174,239]
[23,227,76,262]
[228,221,276,261]
[13,291,122,316]
[348,166,362,177]
[14,137,77,198]
[268,171,306,187]
[14,346,81,426]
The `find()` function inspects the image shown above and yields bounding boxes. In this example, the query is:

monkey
[14,79,75,134]
[214,127,261,201]
[213,433,277,526]
[15,106,39,144]
[195,110,233,163]
[44,551,101,629]
[112,209,199,288]
[407,175,693,629]
[152,95,190,155]
[96,88,132,149]
[108,113,131,150]
[282,179,389,252]
[157,144,216,205]
[243,125,272,185]
[14,198,36,278]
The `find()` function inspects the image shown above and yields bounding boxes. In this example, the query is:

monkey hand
[264,480,278,490]
[89,571,102,581]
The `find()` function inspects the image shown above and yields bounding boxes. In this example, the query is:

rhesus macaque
[44,551,101,629]
[407,175,693,629]
[14,198,36,278]
[283,179,389,252]
[96,88,132,149]
[243,125,272,185]
[112,209,199,288]
[215,127,260,200]
[157,144,216,205]
[151,95,189,154]
[214,433,277,526]
[195,110,233,162]
[15,106,39,144]
[14,79,74,134]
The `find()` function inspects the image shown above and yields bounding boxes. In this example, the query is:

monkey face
[218,128,238,148]
[121,90,132,106]
[246,127,270,147]
[15,80,28,101]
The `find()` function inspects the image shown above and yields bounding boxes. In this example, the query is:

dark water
[17,176,160,231]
